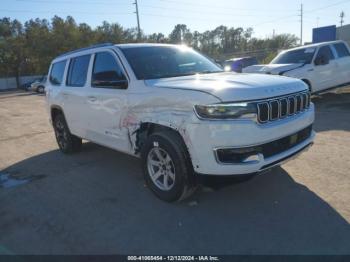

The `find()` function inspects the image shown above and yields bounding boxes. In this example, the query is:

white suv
[46,43,315,201]
[243,40,350,93]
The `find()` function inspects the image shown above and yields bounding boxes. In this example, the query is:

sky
[0,0,349,43]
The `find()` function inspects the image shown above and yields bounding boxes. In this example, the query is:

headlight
[194,102,257,120]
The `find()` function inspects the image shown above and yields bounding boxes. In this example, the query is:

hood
[243,63,304,75]
[144,72,307,102]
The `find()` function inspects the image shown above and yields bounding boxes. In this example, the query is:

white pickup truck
[46,43,315,201]
[243,40,350,93]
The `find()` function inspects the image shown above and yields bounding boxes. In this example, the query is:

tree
[147,33,165,43]
[95,21,125,43]
[168,24,192,45]
[0,18,26,87]
[0,15,300,80]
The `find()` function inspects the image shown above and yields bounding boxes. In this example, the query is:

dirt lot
[0,89,349,255]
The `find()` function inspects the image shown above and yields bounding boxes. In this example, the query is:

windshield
[271,47,316,64]
[120,46,223,80]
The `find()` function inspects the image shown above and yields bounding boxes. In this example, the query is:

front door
[84,50,131,153]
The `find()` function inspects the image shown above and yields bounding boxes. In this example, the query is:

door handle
[87,96,97,102]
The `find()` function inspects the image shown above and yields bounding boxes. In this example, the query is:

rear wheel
[53,114,82,154]
[141,131,196,202]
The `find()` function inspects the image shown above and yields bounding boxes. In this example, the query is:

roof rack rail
[57,43,114,58]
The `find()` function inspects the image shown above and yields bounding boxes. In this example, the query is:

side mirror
[314,55,329,66]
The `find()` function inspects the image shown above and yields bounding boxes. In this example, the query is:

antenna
[340,11,345,27]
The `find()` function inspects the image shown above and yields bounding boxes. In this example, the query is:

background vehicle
[20,79,39,91]
[243,41,350,93]
[224,57,258,72]
[46,43,315,202]
[30,76,47,93]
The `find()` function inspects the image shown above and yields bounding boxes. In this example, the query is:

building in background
[313,25,337,43]
[312,24,350,45]
[337,24,350,45]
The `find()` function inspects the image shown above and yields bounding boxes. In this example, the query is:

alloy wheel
[147,147,176,191]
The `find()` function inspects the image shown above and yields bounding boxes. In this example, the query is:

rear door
[83,50,131,153]
[61,54,91,137]
[47,59,67,116]
[332,42,350,85]
[311,45,338,92]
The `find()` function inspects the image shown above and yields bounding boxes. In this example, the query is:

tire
[53,114,82,154]
[37,86,44,93]
[141,130,196,202]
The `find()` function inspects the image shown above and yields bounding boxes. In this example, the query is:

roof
[116,43,178,49]
[52,43,183,62]
[283,40,347,52]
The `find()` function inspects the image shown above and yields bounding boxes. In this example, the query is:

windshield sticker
[304,48,315,53]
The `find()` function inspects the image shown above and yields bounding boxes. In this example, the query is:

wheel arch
[50,105,66,123]
[301,79,312,92]
[133,122,196,165]
[135,122,186,153]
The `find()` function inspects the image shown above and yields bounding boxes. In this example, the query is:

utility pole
[133,0,141,41]
[340,11,345,27]
[299,3,303,45]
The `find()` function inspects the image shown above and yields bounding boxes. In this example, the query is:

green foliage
[0,16,300,85]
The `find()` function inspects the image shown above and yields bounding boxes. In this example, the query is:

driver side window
[92,52,128,89]
[315,46,334,65]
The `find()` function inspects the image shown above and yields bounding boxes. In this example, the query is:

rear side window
[334,43,350,58]
[66,55,91,87]
[49,60,66,85]
[92,52,127,89]
[316,46,334,61]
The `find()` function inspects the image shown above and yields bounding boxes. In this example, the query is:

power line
[0,9,132,16]
[304,0,350,14]
[140,4,298,17]
[251,14,298,27]
[252,0,350,28]
[16,0,298,17]
[299,3,303,45]
[0,8,297,25]
[158,0,296,12]
[15,0,131,5]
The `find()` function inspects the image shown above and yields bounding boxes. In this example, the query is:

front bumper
[185,103,315,175]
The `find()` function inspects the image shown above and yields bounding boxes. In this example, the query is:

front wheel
[141,131,196,202]
[37,86,45,93]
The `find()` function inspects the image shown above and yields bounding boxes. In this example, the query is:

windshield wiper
[147,72,197,79]
[143,71,223,80]
[197,70,223,74]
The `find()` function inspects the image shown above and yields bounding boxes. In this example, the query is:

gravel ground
[0,88,349,255]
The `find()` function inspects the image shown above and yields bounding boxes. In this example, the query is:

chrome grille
[257,92,311,123]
